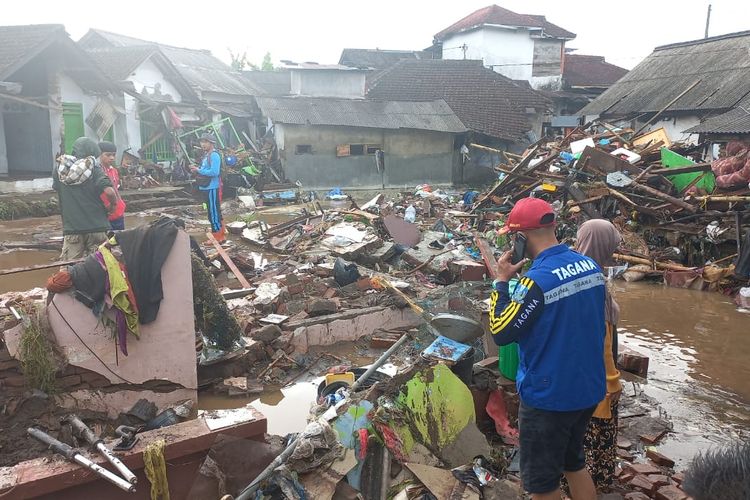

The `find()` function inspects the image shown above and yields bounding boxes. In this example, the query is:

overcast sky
[3,0,746,70]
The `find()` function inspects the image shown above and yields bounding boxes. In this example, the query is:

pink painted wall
[5,230,197,412]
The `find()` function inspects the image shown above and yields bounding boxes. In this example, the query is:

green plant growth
[18,305,61,393]
[261,52,274,71]
[191,254,242,350]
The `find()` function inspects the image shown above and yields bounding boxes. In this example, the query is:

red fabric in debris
[374,422,408,463]
[46,270,73,293]
[486,390,519,446]
[712,142,750,188]
[358,429,368,460]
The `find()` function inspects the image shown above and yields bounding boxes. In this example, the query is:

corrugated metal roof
[581,30,750,116]
[256,96,466,133]
[241,70,291,96]
[338,48,432,69]
[685,96,750,134]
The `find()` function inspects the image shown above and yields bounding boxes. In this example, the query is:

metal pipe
[65,415,137,485]
[28,427,135,493]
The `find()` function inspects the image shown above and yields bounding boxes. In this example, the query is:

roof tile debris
[366,59,548,141]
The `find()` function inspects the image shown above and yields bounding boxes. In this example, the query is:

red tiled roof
[563,54,628,88]
[434,5,576,41]
[366,59,549,141]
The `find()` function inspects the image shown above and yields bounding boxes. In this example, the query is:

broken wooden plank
[649,163,712,176]
[206,232,252,289]
[612,253,695,272]
[475,236,499,280]
[567,183,602,219]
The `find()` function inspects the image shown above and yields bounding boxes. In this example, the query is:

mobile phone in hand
[511,233,527,265]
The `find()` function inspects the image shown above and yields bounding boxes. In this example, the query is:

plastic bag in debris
[404,205,416,223]
[334,258,361,287]
[706,221,730,243]
[288,420,344,473]
[326,187,348,200]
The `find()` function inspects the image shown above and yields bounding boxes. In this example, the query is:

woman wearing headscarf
[575,219,623,491]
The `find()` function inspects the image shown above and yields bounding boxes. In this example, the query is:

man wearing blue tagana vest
[489,197,606,500]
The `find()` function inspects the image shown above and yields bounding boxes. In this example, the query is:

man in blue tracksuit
[191,133,224,242]
[490,197,606,500]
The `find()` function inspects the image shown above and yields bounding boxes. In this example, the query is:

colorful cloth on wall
[99,245,140,355]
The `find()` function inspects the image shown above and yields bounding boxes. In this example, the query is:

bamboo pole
[612,253,695,272]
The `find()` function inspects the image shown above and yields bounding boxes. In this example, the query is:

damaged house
[256,96,466,189]
[581,30,750,145]
[79,29,262,160]
[338,48,433,70]
[0,24,114,180]
[366,59,549,183]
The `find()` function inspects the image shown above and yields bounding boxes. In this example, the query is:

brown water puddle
[615,281,750,467]
[0,249,60,293]
[198,342,379,436]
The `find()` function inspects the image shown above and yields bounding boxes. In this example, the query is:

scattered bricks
[371,331,405,349]
[313,282,329,296]
[57,374,82,388]
[0,348,13,362]
[629,474,656,494]
[618,470,635,484]
[617,448,635,462]
[251,324,282,344]
[287,282,305,296]
[626,462,662,476]
[476,356,500,369]
[618,348,649,378]
[323,288,338,299]
[314,266,332,277]
[600,494,624,500]
[655,485,688,500]
[0,359,21,371]
[624,493,651,500]
[670,472,684,485]
[272,332,293,350]
[285,274,300,286]
[647,449,676,468]
[1,375,27,387]
[356,277,373,291]
[617,436,634,450]
[306,298,338,317]
[640,431,667,445]
[648,475,670,488]
[285,300,307,316]
[276,302,288,315]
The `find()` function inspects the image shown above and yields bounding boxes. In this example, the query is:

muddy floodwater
[615,281,750,467]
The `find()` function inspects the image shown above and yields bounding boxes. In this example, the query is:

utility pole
[704,3,712,38]
[461,43,468,60]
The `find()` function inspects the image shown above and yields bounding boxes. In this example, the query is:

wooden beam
[612,253,695,272]
[634,79,702,136]
[474,236,498,280]
[649,163,713,176]
[206,232,252,289]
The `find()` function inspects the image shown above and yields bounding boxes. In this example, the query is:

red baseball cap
[499,197,556,234]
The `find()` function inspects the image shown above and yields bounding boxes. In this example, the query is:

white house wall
[124,93,142,152]
[129,57,183,102]
[59,73,99,140]
[442,28,536,81]
[290,70,366,98]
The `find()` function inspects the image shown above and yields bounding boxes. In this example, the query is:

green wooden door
[62,102,84,154]
[103,126,114,143]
